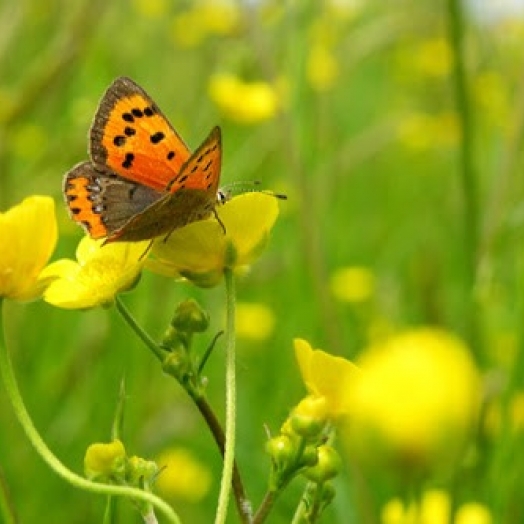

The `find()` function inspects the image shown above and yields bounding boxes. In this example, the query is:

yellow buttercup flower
[0,195,57,301]
[84,439,126,481]
[208,74,279,124]
[41,236,147,309]
[343,328,481,474]
[147,193,281,288]
[294,338,359,419]
[155,448,212,503]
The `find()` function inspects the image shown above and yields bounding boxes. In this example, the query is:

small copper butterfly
[64,77,224,242]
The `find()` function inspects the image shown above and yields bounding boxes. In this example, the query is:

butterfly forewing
[90,76,191,191]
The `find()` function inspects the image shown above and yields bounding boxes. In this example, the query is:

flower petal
[0,196,57,300]
[148,193,281,287]
[42,236,147,309]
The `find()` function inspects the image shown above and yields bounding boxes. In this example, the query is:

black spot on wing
[122,153,134,169]
[150,131,165,144]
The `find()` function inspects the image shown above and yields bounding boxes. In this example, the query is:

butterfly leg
[213,207,227,235]
[139,239,155,261]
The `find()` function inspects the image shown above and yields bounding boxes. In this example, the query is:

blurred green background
[1,0,524,522]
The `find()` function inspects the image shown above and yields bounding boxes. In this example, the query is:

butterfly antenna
[220,180,287,200]
[212,207,227,234]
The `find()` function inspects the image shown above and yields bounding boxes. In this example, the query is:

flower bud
[84,439,126,481]
[300,445,320,468]
[171,299,210,333]
[265,435,295,468]
[162,351,191,379]
[127,455,159,486]
[290,395,328,439]
[303,445,341,483]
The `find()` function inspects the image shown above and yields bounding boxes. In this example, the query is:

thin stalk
[447,0,481,354]
[115,296,165,362]
[253,491,277,524]
[214,268,237,524]
[194,396,250,523]
[0,300,180,524]
[116,296,251,522]
[0,464,17,524]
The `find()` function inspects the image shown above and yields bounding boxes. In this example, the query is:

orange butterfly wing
[106,126,223,242]
[167,126,222,196]
[90,76,191,191]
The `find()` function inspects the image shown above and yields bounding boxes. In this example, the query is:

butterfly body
[64,77,222,242]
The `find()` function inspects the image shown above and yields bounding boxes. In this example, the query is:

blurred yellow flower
[415,38,453,78]
[382,489,450,524]
[294,338,359,419]
[208,74,279,124]
[307,44,339,92]
[236,301,275,341]
[330,266,375,303]
[455,503,492,524]
[343,328,481,473]
[41,236,147,309]
[155,448,212,503]
[132,0,167,18]
[147,193,281,288]
[473,71,510,128]
[382,490,491,524]
[0,196,57,301]
[484,390,524,437]
[171,1,239,48]
[397,111,460,151]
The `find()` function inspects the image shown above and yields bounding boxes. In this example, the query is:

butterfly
[64,76,224,243]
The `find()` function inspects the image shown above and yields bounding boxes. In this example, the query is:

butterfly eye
[217,189,230,204]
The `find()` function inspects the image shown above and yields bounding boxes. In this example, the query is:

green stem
[446,0,481,354]
[0,300,180,524]
[115,296,165,362]
[194,397,250,523]
[290,496,307,524]
[0,463,17,524]
[116,296,251,522]
[214,268,237,524]
[253,491,277,524]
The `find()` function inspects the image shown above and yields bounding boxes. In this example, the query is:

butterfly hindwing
[64,161,163,239]
[90,76,191,191]
[107,188,217,242]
